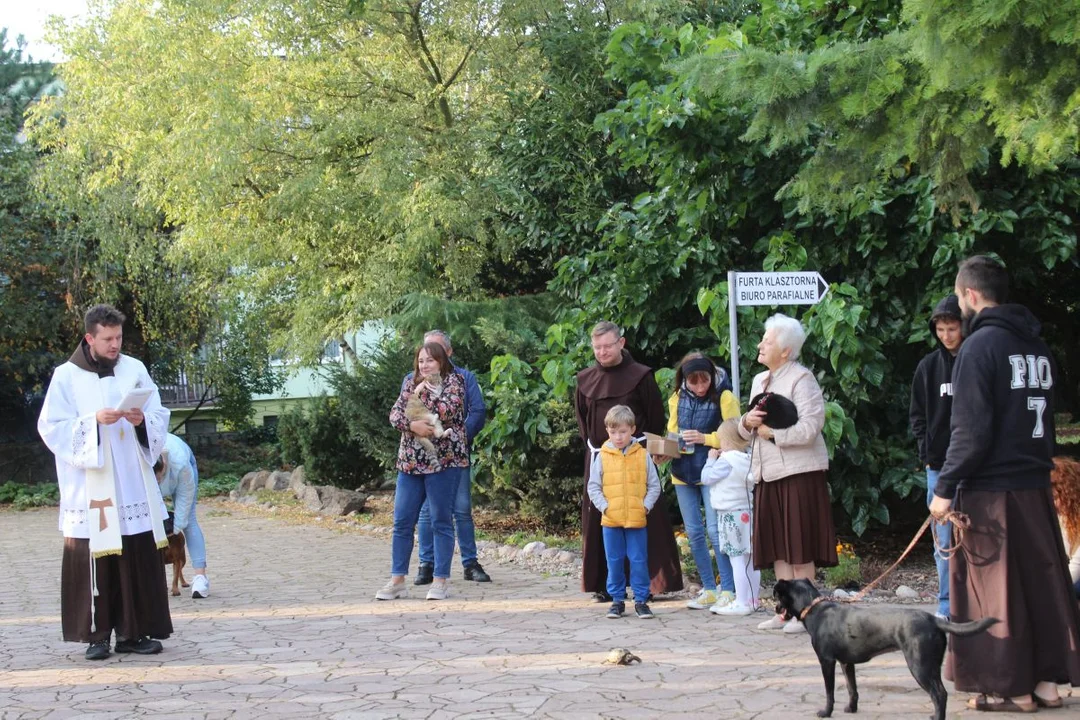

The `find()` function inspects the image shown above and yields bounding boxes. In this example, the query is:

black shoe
[463,562,491,582]
[606,601,625,619]
[635,602,655,619]
[85,641,111,660]
[414,562,434,586]
[114,637,163,655]
[592,591,612,603]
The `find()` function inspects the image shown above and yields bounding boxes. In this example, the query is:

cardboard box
[644,432,680,457]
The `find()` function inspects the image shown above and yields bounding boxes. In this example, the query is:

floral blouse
[390,370,469,474]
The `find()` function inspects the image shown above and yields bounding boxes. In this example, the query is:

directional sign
[733,271,829,307]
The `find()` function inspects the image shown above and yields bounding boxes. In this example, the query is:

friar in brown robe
[575,322,683,598]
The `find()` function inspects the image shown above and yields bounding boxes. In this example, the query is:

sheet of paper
[117,387,153,411]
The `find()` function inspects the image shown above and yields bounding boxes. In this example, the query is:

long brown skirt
[752,471,838,570]
[61,531,173,644]
[946,487,1080,696]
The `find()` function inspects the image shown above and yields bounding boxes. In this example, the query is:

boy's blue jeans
[602,525,650,603]
[391,469,459,579]
[674,483,734,593]
[926,468,952,618]
[417,467,478,567]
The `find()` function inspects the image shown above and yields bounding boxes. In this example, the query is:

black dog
[773,579,998,720]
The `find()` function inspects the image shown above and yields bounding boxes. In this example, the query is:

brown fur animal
[162,530,189,596]
[403,372,449,457]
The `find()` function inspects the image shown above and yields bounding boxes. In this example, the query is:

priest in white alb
[38,304,173,661]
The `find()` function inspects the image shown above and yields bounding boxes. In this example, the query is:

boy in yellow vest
[587,405,662,619]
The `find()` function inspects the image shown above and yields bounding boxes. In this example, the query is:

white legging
[730,553,761,608]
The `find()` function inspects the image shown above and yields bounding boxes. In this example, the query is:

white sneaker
[375,580,408,600]
[783,618,808,634]
[191,575,210,599]
[714,602,755,616]
[686,589,717,610]
[426,583,449,600]
[757,614,787,630]
[713,590,735,608]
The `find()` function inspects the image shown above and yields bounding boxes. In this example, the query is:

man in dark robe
[930,256,1080,710]
[575,321,683,600]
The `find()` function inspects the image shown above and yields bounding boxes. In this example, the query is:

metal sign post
[726,270,830,401]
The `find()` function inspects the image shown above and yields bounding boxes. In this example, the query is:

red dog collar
[799,596,827,622]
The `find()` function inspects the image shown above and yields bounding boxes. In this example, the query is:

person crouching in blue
[154,433,210,598]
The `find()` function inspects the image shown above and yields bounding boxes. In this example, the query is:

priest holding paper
[38,304,174,661]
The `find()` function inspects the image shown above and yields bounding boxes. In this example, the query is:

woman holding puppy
[378,342,469,601]
[740,313,838,633]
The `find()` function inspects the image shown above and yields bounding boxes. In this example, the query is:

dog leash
[841,510,969,603]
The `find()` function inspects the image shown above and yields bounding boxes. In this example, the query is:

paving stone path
[0,506,1070,719]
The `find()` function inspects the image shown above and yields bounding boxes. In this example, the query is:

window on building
[186,419,217,435]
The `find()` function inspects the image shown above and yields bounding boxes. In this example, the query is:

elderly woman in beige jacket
[740,314,838,633]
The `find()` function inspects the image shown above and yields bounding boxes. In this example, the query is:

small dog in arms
[403,373,450,457]
[772,579,998,720]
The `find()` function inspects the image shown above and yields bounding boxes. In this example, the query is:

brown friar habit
[58,341,172,644]
[575,350,683,595]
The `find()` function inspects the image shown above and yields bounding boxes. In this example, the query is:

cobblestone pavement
[1,507,1072,719]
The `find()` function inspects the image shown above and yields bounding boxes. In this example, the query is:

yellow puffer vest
[599,443,648,529]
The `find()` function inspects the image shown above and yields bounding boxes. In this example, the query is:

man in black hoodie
[909,294,963,620]
[930,256,1080,712]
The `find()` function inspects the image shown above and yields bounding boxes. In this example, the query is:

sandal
[967,694,1038,713]
[1033,695,1063,709]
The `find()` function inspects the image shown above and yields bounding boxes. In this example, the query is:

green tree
[0,30,68,430]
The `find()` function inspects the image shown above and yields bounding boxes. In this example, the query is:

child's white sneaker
[756,614,787,630]
[686,589,717,609]
[712,590,735,608]
[713,601,754,616]
[782,618,808,634]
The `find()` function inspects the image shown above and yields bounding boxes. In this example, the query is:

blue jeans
[926,468,952,617]
[391,469,459,579]
[181,454,207,570]
[417,467,477,567]
[675,483,734,593]
[602,526,650,603]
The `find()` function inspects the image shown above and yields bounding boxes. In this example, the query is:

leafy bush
[474,352,583,530]
[329,335,413,478]
[198,474,240,498]
[0,481,60,509]
[196,438,278,478]
[276,406,307,467]
[823,542,863,589]
[303,395,375,489]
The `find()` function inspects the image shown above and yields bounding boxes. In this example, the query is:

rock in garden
[833,588,850,599]
[289,465,307,494]
[556,551,576,564]
[265,470,291,491]
[301,485,368,516]
[522,541,546,556]
[238,470,270,494]
[895,585,920,599]
[498,546,519,561]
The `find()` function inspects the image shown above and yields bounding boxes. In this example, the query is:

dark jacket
[909,295,961,470]
[935,304,1056,498]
